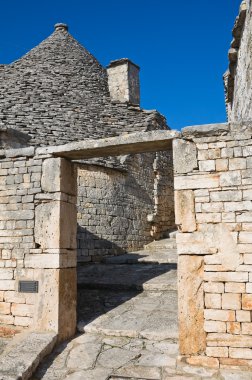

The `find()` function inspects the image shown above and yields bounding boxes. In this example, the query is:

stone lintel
[35,130,179,160]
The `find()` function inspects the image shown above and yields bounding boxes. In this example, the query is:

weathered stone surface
[35,201,76,249]
[78,289,178,341]
[178,255,206,355]
[107,59,140,105]
[182,123,229,137]
[41,158,76,195]
[0,331,57,380]
[33,268,76,341]
[174,173,219,190]
[175,190,196,232]
[173,139,197,174]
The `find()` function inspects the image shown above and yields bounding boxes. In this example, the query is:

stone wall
[174,122,252,368]
[225,1,251,122]
[0,147,77,341]
[77,150,175,262]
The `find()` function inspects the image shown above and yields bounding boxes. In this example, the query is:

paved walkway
[32,239,252,380]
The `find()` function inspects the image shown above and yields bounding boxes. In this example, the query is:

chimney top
[107,58,140,70]
[54,23,69,32]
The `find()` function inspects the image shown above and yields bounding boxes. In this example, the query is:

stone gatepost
[173,139,206,357]
[31,157,77,341]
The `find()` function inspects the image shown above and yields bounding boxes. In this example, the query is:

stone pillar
[31,157,77,341]
[173,139,206,356]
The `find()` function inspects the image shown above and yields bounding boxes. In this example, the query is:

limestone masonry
[0,0,252,376]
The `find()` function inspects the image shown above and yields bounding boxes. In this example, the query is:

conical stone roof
[0,24,168,146]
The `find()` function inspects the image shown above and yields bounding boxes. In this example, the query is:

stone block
[0,268,13,280]
[237,212,252,222]
[182,123,229,137]
[227,322,241,334]
[175,190,196,232]
[0,302,11,314]
[220,171,241,186]
[222,293,241,310]
[173,139,197,174]
[246,283,252,293]
[205,293,221,309]
[4,291,26,304]
[241,323,252,335]
[207,333,252,348]
[35,201,76,249]
[33,268,76,341]
[236,310,251,322]
[24,252,76,269]
[243,190,252,201]
[229,348,252,360]
[239,232,252,243]
[204,282,224,293]
[11,303,33,317]
[242,294,252,310]
[204,320,226,333]
[210,190,242,202]
[175,173,219,190]
[178,255,206,355]
[229,158,247,170]
[41,158,76,195]
[219,357,252,368]
[225,282,245,293]
[0,280,15,290]
[196,213,221,223]
[185,355,219,369]
[0,314,14,324]
[199,160,215,172]
[216,159,228,172]
[201,202,223,212]
[206,346,228,358]
[176,228,218,255]
[14,316,32,327]
[204,272,248,283]
[204,309,235,322]
[225,201,252,212]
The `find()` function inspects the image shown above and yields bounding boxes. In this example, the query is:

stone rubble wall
[174,122,252,368]
[77,151,175,262]
[225,1,252,122]
[0,147,77,341]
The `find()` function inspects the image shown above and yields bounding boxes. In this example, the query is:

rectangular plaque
[18,280,39,293]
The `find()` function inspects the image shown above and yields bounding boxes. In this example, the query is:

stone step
[0,331,57,380]
[77,263,177,291]
[77,289,178,342]
[144,238,177,251]
[103,248,177,265]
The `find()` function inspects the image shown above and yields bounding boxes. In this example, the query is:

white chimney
[107,58,140,105]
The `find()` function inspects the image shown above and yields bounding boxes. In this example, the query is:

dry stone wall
[77,150,174,262]
[225,1,252,122]
[0,147,77,341]
[174,122,252,368]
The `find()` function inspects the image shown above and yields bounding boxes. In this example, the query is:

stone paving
[0,337,9,355]
[31,332,252,380]
[32,240,252,380]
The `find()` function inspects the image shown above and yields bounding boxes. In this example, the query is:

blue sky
[0,0,241,130]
